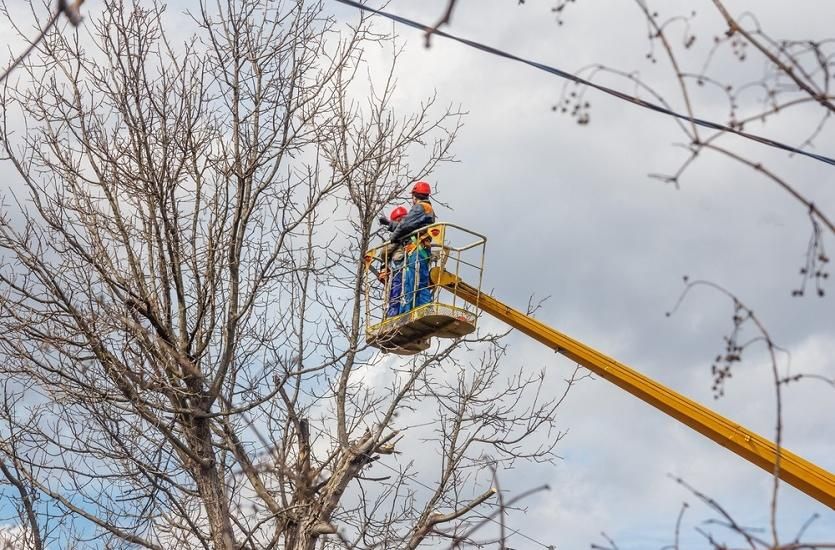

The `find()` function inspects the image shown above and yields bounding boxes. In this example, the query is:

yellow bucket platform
[367,303,477,355]
[363,223,486,356]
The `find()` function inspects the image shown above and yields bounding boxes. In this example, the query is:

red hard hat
[390,206,408,221]
[411,181,431,196]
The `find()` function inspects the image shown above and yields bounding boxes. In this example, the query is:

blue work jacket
[390,200,435,242]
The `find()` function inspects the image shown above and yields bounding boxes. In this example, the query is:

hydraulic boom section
[430,268,835,510]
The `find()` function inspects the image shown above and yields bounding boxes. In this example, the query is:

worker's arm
[391,202,431,242]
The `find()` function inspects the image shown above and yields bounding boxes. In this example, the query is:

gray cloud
[0,1,832,547]
[351,1,835,547]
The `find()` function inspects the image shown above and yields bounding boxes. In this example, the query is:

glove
[378,215,390,227]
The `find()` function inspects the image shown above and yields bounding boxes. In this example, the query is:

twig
[447,484,550,548]
[0,0,85,84]
[425,0,458,48]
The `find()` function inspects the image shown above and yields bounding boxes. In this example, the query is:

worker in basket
[377,205,409,317]
[389,181,436,313]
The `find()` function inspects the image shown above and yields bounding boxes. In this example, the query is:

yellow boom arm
[431,268,835,510]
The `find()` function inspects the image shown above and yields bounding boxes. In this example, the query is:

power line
[334,0,835,168]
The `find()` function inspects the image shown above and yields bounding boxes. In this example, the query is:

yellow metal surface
[367,302,477,355]
[367,302,475,337]
[431,268,835,510]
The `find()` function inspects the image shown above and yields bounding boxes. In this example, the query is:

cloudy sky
[1,1,833,548]
[334,1,835,548]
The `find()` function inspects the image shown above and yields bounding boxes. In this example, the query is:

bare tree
[0,1,570,548]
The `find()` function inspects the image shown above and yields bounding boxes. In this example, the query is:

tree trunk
[192,417,237,549]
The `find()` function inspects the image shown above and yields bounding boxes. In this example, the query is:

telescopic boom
[431,268,835,510]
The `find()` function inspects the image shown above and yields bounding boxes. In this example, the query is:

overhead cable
[334,0,835,168]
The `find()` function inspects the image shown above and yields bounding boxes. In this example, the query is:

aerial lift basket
[363,223,486,355]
